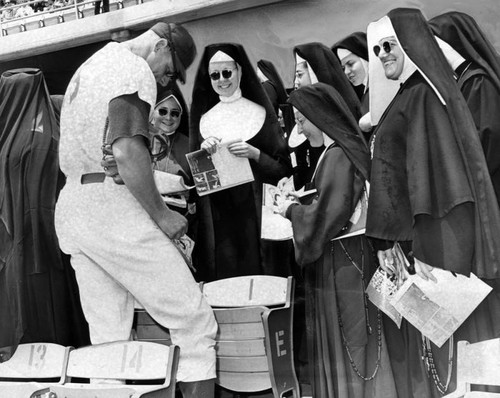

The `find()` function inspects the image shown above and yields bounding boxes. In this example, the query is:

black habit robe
[0,69,89,361]
[190,43,291,282]
[430,11,500,207]
[257,59,294,139]
[367,9,500,397]
[287,83,397,398]
[292,43,362,190]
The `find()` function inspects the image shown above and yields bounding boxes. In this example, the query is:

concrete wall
[178,0,500,103]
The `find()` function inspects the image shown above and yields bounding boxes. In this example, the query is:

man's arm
[108,93,187,240]
[112,136,187,239]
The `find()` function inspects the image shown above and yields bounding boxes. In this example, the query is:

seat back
[202,275,291,307]
[202,275,299,398]
[0,342,70,382]
[65,340,178,385]
[458,338,500,390]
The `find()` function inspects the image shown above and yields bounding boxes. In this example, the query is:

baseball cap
[150,22,196,84]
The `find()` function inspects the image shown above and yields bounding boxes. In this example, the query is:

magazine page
[390,268,492,347]
[261,177,318,241]
[153,170,194,195]
[261,181,294,241]
[185,140,254,196]
[366,267,402,328]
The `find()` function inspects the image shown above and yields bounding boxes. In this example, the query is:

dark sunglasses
[373,41,398,57]
[209,69,235,81]
[158,108,181,118]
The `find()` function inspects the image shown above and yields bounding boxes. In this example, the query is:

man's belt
[81,172,106,184]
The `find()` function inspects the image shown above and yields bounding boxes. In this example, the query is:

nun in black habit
[190,43,291,282]
[280,82,396,398]
[257,59,294,138]
[332,32,373,140]
[0,69,89,361]
[290,42,362,190]
[366,8,500,397]
[429,11,500,207]
[332,32,370,112]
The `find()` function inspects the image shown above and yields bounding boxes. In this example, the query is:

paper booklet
[390,268,492,347]
[366,242,493,346]
[153,170,193,209]
[261,177,317,241]
[366,267,403,328]
[185,140,254,196]
[154,170,194,195]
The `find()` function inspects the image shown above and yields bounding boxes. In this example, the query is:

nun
[289,42,362,190]
[332,32,373,139]
[429,11,500,207]
[278,82,397,398]
[190,43,291,282]
[366,8,500,397]
[257,59,293,138]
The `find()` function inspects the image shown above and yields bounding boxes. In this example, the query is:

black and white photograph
[1,0,500,397]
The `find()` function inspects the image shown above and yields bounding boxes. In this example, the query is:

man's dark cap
[150,22,196,84]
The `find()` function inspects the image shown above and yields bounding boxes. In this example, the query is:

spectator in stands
[94,0,108,14]
[15,1,34,18]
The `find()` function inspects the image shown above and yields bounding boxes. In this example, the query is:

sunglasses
[158,108,181,118]
[373,41,398,57]
[209,68,236,81]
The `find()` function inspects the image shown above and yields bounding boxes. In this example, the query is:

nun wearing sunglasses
[190,43,292,283]
[150,83,192,188]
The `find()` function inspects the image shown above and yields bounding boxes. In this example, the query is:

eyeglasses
[209,68,236,81]
[373,40,398,57]
[158,108,181,118]
[295,117,305,126]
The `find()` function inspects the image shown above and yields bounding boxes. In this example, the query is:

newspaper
[390,268,492,347]
[366,267,402,328]
[260,177,316,241]
[185,140,254,196]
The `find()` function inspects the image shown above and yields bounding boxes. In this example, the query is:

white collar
[219,88,242,103]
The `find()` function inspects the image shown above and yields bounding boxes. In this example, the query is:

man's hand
[101,145,124,184]
[157,210,188,240]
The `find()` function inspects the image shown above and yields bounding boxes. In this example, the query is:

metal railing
[0,0,139,36]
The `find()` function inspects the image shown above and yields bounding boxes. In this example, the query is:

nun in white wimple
[189,43,291,282]
[150,85,191,183]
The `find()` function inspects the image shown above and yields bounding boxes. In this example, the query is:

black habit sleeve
[289,146,364,266]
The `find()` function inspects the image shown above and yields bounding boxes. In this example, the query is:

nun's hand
[377,248,396,276]
[359,112,372,133]
[201,137,221,154]
[414,257,438,283]
[227,141,260,160]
